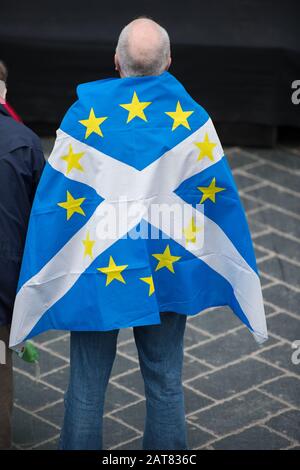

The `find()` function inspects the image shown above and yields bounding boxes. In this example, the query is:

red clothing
[0,97,22,122]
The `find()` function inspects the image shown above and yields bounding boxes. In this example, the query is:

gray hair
[116,19,171,77]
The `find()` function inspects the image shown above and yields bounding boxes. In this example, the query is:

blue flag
[10,72,267,347]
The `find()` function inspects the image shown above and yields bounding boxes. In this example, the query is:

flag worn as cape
[9,72,267,347]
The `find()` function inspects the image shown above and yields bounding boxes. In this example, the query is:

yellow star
[57,191,86,220]
[82,231,95,259]
[97,256,128,286]
[79,108,108,139]
[120,91,152,123]
[194,133,217,161]
[61,145,85,175]
[165,101,194,131]
[140,275,155,296]
[152,245,181,273]
[197,177,226,203]
[183,217,202,244]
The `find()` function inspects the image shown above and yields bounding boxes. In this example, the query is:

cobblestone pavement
[12,140,300,450]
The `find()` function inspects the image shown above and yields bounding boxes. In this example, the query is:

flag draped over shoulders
[9,72,267,347]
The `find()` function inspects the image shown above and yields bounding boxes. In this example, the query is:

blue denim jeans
[59,312,188,450]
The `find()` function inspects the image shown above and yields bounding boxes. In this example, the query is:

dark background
[1,0,300,145]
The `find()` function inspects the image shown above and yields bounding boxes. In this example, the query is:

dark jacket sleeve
[0,143,45,326]
[27,142,46,205]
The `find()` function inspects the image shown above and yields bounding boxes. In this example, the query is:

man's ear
[114,53,120,73]
[166,56,172,71]
[114,53,124,77]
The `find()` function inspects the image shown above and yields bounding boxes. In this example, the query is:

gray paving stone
[46,335,70,359]
[188,328,276,367]
[258,257,300,288]
[187,307,241,335]
[43,365,70,391]
[249,219,269,236]
[266,409,300,441]
[191,390,286,435]
[118,328,134,343]
[251,147,300,170]
[246,163,300,193]
[246,184,300,215]
[212,425,291,450]
[113,368,144,397]
[254,245,270,261]
[258,343,300,375]
[32,330,66,344]
[189,358,282,400]
[233,173,258,191]
[104,382,140,413]
[186,421,215,449]
[266,313,300,342]
[226,149,259,169]
[263,284,300,316]
[255,231,300,264]
[184,324,209,347]
[240,194,264,212]
[112,400,145,431]
[184,386,214,413]
[103,416,140,449]
[251,207,300,238]
[118,340,139,360]
[37,400,65,427]
[260,273,273,287]
[14,372,63,411]
[263,303,278,316]
[13,407,58,449]
[114,436,143,450]
[182,354,212,381]
[34,437,59,450]
[260,376,300,408]
[110,353,139,378]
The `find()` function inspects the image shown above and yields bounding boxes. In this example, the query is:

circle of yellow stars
[55,89,227,298]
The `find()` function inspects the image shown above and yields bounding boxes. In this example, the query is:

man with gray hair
[59,18,188,451]
[114,18,171,77]
[23,14,265,451]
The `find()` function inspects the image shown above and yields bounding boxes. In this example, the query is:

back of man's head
[115,18,171,77]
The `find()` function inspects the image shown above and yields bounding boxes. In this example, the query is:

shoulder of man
[0,104,43,157]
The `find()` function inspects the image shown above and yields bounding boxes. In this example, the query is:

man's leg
[59,329,119,450]
[133,312,188,450]
[0,325,13,450]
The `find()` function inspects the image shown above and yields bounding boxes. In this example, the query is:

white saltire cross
[10,118,266,346]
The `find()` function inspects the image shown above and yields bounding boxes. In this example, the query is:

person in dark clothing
[0,61,21,122]
[0,62,45,448]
